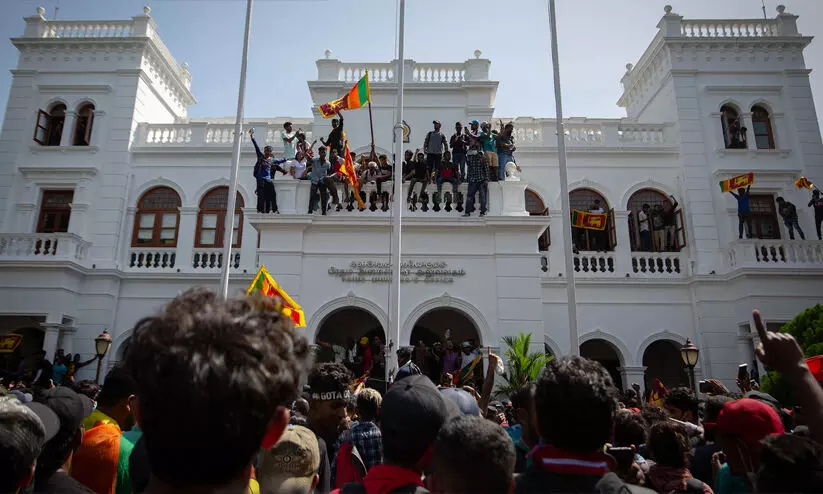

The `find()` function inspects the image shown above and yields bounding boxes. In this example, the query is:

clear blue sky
[1,0,822,126]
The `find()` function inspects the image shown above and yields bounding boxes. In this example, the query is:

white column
[741,113,757,151]
[239,207,257,273]
[547,209,568,278]
[40,313,64,361]
[177,206,198,270]
[60,325,76,355]
[90,110,106,148]
[121,207,137,268]
[613,210,632,276]
[618,366,647,393]
[60,110,77,147]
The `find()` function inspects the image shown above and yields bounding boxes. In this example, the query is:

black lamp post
[680,338,700,392]
[94,330,112,384]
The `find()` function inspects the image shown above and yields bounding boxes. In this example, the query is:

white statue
[504,161,521,181]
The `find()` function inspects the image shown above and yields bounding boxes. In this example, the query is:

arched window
[569,188,615,251]
[627,189,685,252]
[132,187,181,247]
[720,104,746,149]
[196,187,244,248]
[33,103,66,146]
[525,189,550,252]
[73,103,95,146]
[751,105,775,149]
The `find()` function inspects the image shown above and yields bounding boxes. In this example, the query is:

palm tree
[495,333,552,397]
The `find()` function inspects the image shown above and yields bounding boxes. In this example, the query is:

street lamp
[94,330,113,384]
[680,338,700,392]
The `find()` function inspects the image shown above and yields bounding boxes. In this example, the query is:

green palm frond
[494,333,552,398]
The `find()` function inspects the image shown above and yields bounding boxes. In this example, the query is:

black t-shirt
[313,434,331,494]
[413,161,427,179]
[35,471,94,493]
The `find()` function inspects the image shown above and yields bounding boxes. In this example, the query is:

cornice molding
[18,166,98,180]
[38,84,112,94]
[705,85,782,94]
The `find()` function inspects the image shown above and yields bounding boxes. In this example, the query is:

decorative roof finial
[776,5,786,14]
[181,62,189,71]
[664,5,673,14]
[143,5,151,15]
[324,49,332,59]
[474,49,482,59]
[36,6,46,17]
[626,63,634,71]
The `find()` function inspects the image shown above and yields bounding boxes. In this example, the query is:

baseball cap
[441,388,480,416]
[37,387,94,436]
[25,401,61,443]
[469,120,479,125]
[258,425,319,493]
[382,375,459,455]
[714,398,784,449]
[433,120,441,125]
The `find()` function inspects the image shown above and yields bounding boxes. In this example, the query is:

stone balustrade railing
[728,240,823,269]
[42,20,136,38]
[127,248,177,271]
[339,63,396,83]
[192,249,241,271]
[0,233,89,262]
[680,19,779,38]
[137,122,314,148]
[321,58,487,83]
[507,119,670,148]
[547,249,688,279]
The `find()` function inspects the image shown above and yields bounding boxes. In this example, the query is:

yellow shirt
[83,409,119,431]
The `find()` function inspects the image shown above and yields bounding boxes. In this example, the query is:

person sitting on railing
[249,128,287,214]
[376,154,393,195]
[288,150,309,180]
[436,150,459,200]
[405,149,429,208]
[777,197,806,241]
[296,130,316,162]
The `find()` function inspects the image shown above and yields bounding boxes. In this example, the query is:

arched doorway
[627,188,682,252]
[570,188,614,252]
[526,188,550,252]
[580,339,623,390]
[314,307,386,378]
[643,340,688,390]
[410,307,482,385]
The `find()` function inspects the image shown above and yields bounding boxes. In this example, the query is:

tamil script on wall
[328,260,466,283]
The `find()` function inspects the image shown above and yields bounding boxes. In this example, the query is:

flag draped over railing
[319,73,371,118]
[246,265,306,327]
[719,172,754,193]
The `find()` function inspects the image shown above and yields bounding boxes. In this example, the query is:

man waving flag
[319,73,371,118]
[340,140,365,209]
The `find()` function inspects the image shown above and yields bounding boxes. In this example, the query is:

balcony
[509,118,674,151]
[125,247,244,273]
[134,121,314,151]
[0,233,89,264]
[728,240,823,270]
[560,250,687,279]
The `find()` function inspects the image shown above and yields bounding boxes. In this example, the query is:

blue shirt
[311,158,330,184]
[733,187,751,213]
[715,463,751,494]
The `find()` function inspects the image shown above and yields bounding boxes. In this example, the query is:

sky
[0,0,822,127]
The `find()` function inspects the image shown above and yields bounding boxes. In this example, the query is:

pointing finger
[753,309,769,343]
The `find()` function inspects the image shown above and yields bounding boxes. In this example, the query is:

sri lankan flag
[453,354,482,386]
[648,378,668,407]
[795,176,815,190]
[719,172,754,193]
[246,265,306,327]
[571,209,607,231]
[341,140,365,209]
[319,72,371,118]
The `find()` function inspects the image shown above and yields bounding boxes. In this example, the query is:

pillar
[90,110,106,148]
[60,110,77,147]
[177,206,198,269]
[613,210,633,276]
[619,366,647,394]
[741,113,757,151]
[40,313,64,361]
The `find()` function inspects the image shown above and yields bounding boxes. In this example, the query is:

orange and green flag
[453,354,482,386]
[648,378,668,407]
[719,172,754,193]
[340,140,365,209]
[246,265,306,327]
[319,72,371,118]
[571,209,608,231]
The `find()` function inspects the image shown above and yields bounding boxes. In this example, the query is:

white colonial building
[0,5,821,390]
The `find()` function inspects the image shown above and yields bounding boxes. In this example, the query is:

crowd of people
[2,289,822,494]
[730,185,823,241]
[250,117,521,217]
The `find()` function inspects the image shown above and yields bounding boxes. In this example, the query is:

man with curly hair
[308,362,353,493]
[122,287,309,494]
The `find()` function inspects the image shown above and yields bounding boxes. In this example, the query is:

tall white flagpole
[388,0,406,379]
[548,0,580,355]
[220,0,254,299]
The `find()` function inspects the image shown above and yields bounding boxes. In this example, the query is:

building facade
[0,5,821,389]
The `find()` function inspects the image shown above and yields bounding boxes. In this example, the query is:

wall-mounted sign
[329,260,465,283]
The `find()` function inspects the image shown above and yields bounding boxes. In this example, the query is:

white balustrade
[191,249,241,271]
[729,240,823,269]
[412,63,466,83]
[127,248,177,271]
[631,252,685,277]
[565,125,604,144]
[618,124,666,144]
[680,20,779,38]
[572,252,616,276]
[0,233,89,262]
[145,124,191,144]
[43,21,135,38]
[339,63,396,83]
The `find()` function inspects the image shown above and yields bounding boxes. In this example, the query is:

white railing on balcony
[412,64,465,83]
[728,240,823,269]
[192,249,241,271]
[42,20,136,38]
[505,119,670,148]
[573,252,616,276]
[136,122,314,149]
[339,63,396,83]
[0,233,89,262]
[127,248,177,271]
[337,62,467,83]
[618,124,666,144]
[680,20,779,38]
[631,252,685,278]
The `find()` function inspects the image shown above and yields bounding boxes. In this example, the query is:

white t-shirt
[289,159,307,179]
[638,210,650,232]
[282,131,297,159]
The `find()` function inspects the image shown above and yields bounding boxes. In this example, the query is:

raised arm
[249,130,264,159]
[478,349,500,414]
[423,132,430,153]
[670,195,679,210]
[730,190,739,199]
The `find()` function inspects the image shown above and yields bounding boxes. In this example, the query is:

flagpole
[368,100,377,161]
[389,0,406,381]
[219,0,254,300]
[548,0,579,355]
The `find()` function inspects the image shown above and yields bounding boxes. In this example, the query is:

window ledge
[29,145,99,155]
[715,148,790,158]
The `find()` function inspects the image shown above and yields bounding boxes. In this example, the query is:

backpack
[334,442,367,488]
[340,483,427,494]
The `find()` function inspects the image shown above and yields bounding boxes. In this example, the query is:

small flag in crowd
[349,371,370,393]
[795,176,816,190]
[341,140,366,209]
[648,378,668,407]
[571,209,608,231]
[246,265,306,327]
[319,72,371,118]
[454,353,482,386]
[719,172,754,193]
[0,334,22,354]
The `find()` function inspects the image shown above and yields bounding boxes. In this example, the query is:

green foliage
[759,304,823,406]
[494,333,552,398]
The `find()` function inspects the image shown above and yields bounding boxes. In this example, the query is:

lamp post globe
[94,330,113,383]
[680,338,700,391]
